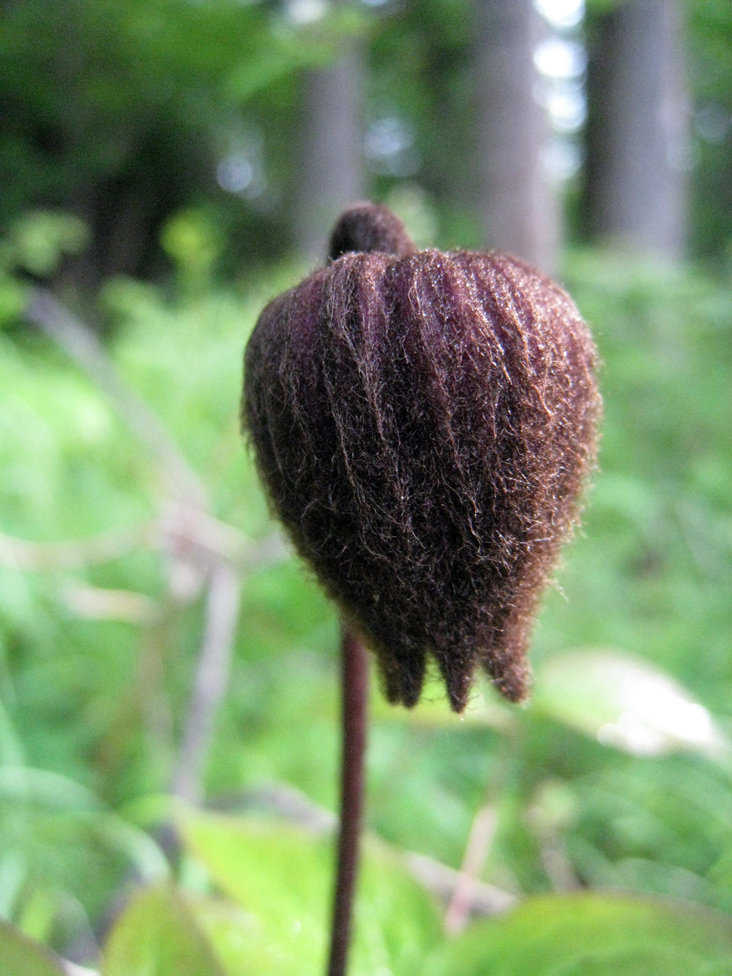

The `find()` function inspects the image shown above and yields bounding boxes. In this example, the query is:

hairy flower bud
[242,203,601,712]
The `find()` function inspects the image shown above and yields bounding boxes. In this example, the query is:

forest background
[1,0,732,974]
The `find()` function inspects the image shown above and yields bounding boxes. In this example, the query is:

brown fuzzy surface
[242,205,601,711]
[328,202,418,262]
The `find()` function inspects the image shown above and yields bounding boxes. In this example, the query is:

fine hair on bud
[242,203,601,712]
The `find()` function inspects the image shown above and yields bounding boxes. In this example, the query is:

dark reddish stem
[327,623,369,976]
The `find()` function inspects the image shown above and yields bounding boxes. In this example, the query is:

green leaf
[179,810,440,976]
[224,8,368,101]
[102,884,225,976]
[0,919,65,976]
[426,893,732,976]
[0,766,101,810]
[182,812,328,950]
[185,893,312,976]
[533,649,730,759]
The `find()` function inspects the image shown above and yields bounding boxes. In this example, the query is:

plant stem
[327,623,369,976]
[171,560,241,805]
[444,802,498,935]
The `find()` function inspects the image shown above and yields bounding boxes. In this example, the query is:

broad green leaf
[179,810,440,976]
[426,893,732,976]
[186,894,313,976]
[0,919,65,976]
[182,813,327,972]
[102,885,225,976]
[533,649,730,758]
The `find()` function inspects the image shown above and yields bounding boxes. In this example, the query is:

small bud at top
[328,202,417,261]
[242,202,601,712]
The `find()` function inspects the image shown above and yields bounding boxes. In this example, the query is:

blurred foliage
[425,893,732,976]
[0,0,364,282]
[686,0,732,262]
[178,811,441,975]
[0,919,66,976]
[2,1,731,969]
[1,0,731,289]
[0,202,731,970]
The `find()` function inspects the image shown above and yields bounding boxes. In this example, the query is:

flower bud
[242,203,601,712]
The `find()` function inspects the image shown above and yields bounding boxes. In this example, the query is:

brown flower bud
[242,203,601,712]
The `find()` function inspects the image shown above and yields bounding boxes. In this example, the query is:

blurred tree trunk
[296,39,364,264]
[583,0,689,261]
[475,0,558,272]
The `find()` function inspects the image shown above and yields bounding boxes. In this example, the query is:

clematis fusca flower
[242,203,601,712]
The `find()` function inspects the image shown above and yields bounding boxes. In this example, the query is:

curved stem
[327,623,369,976]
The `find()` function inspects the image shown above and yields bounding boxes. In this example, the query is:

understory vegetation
[1,229,732,974]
